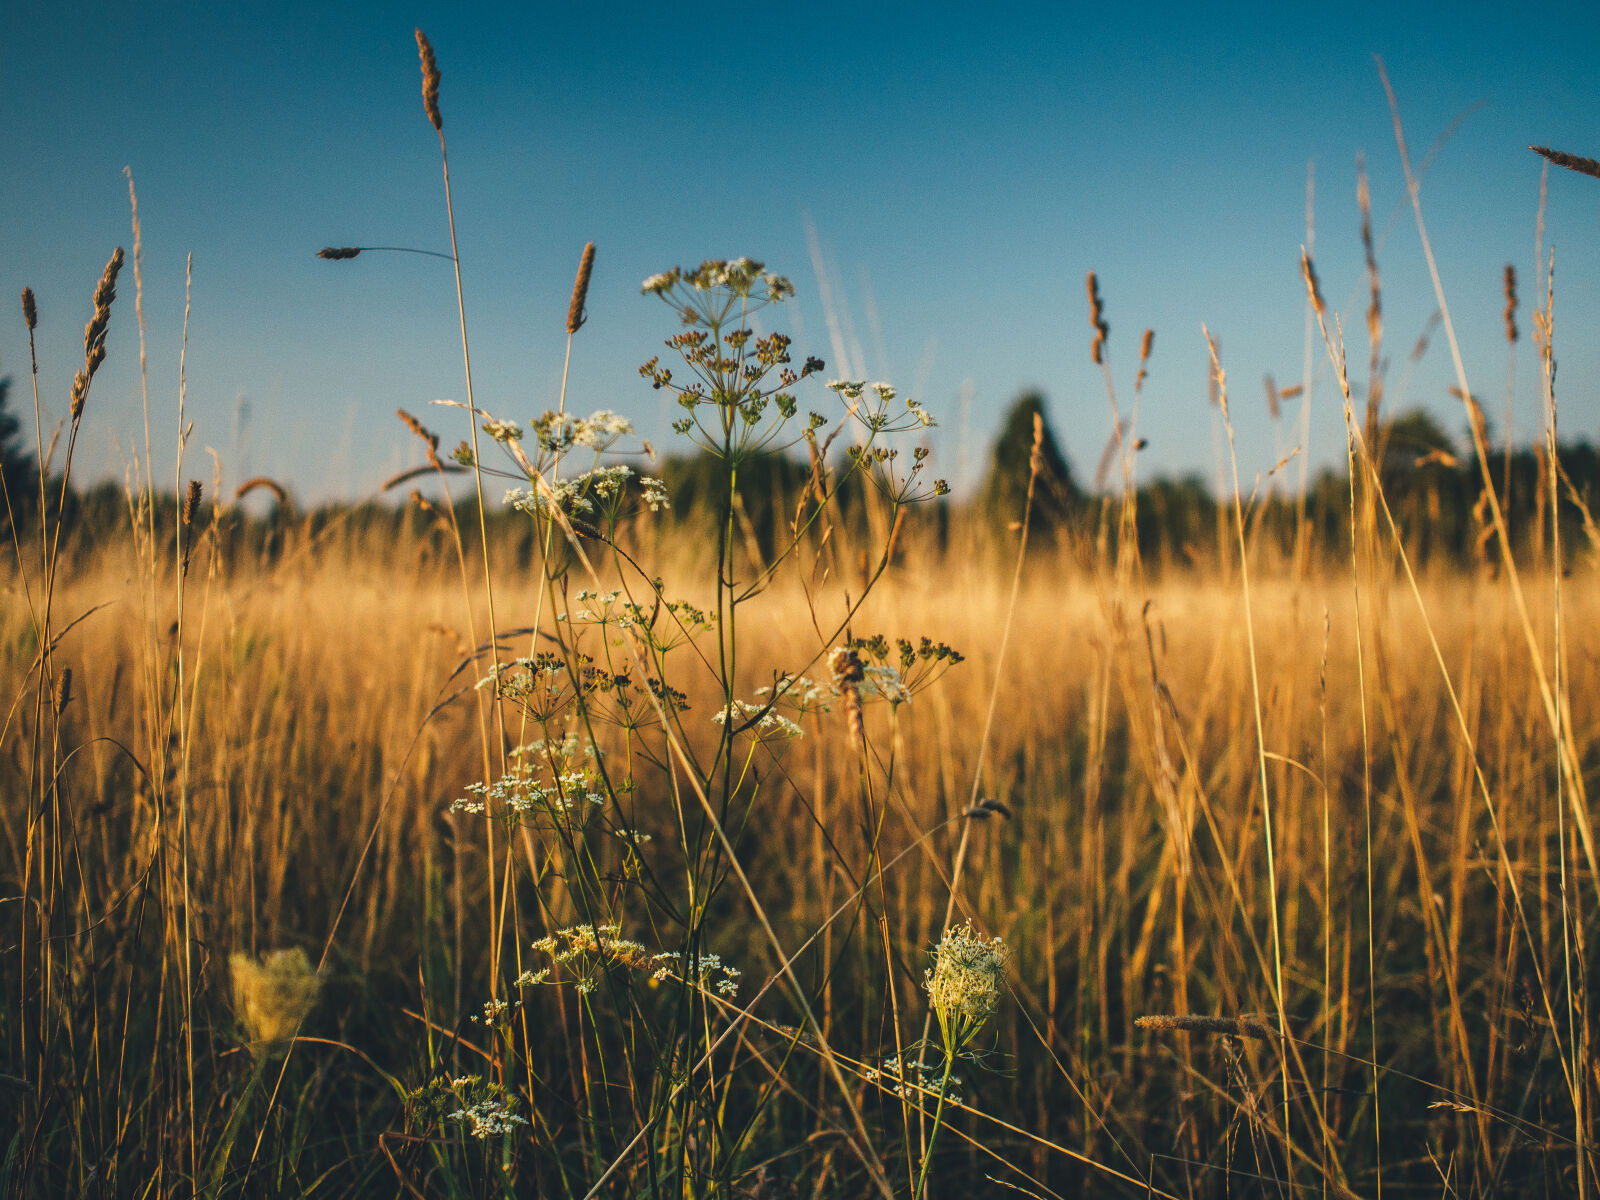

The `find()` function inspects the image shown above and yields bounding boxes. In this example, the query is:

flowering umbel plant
[914,923,1010,1198]
[926,922,1009,1054]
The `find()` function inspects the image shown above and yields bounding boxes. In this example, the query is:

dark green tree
[0,370,39,529]
[981,391,1080,532]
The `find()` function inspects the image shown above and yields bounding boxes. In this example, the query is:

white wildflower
[925,922,1009,1051]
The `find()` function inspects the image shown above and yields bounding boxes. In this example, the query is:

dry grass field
[4,29,1598,1200]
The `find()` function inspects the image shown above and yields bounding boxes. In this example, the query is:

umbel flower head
[925,922,1009,1053]
[231,947,321,1055]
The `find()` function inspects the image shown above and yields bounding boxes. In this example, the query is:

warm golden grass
[5,522,1591,1193]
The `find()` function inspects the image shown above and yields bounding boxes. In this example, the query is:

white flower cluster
[650,950,741,998]
[528,925,741,998]
[474,997,516,1025]
[449,735,607,828]
[864,1055,962,1104]
[825,380,937,433]
[449,767,605,822]
[862,664,911,705]
[481,417,523,443]
[433,1076,529,1140]
[754,674,834,715]
[447,1097,529,1140]
[531,923,654,995]
[925,922,1009,1051]
[711,699,804,740]
[640,475,670,512]
[505,464,634,520]
[527,409,635,454]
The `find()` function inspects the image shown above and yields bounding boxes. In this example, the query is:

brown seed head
[1264,374,1281,421]
[70,371,89,420]
[567,242,596,334]
[828,645,866,753]
[1300,248,1326,316]
[80,247,125,388]
[415,29,443,132]
[1085,271,1109,364]
[318,246,363,261]
[21,287,37,331]
[182,479,203,528]
[53,668,72,716]
[1503,264,1518,343]
[1530,145,1600,180]
[397,408,442,468]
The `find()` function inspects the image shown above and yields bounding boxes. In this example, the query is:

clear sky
[4,0,1599,504]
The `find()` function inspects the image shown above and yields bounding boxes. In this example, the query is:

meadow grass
[2,31,1595,1200]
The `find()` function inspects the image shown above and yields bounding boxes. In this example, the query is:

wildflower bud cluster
[527,924,741,999]
[406,1075,528,1141]
[925,922,1010,1053]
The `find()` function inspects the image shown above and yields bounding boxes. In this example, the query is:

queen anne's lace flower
[925,922,1009,1051]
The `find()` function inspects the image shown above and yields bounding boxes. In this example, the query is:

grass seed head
[415,29,443,132]
[567,242,596,334]
[1300,248,1326,316]
[1530,144,1600,180]
[1085,271,1109,364]
[1503,264,1518,343]
[21,287,36,331]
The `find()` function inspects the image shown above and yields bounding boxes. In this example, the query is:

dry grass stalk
[567,242,596,334]
[1136,1014,1281,1041]
[234,476,289,506]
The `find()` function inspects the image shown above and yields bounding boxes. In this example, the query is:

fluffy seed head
[231,948,321,1055]
[415,29,443,132]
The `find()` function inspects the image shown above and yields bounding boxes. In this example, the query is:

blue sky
[3,1,1598,504]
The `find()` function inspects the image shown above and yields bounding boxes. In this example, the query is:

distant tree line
[5,382,1598,573]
